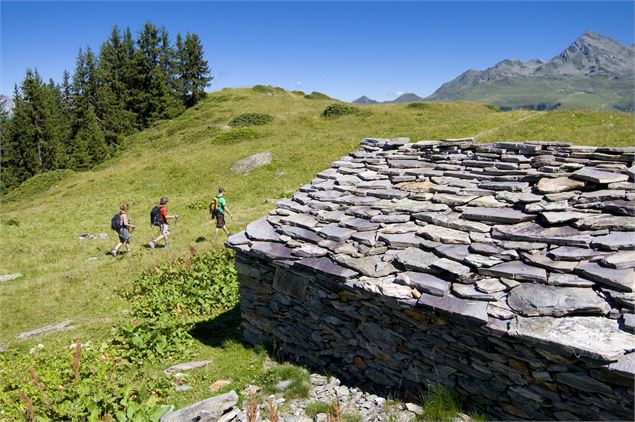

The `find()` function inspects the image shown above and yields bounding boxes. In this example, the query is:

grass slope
[0,87,632,416]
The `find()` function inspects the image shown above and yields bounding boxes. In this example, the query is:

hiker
[111,204,135,256]
[211,187,232,239]
[147,196,178,248]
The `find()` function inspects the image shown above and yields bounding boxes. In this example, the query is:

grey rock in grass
[160,390,238,422]
[165,361,211,374]
[17,320,76,340]
[79,233,108,240]
[0,273,22,283]
[231,152,272,174]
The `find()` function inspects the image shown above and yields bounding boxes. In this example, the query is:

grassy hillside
[0,87,633,418]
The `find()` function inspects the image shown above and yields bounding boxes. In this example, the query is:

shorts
[160,223,170,237]
[118,228,131,243]
[216,214,226,228]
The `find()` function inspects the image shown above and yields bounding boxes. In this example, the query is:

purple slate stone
[245,217,280,242]
[462,207,535,224]
[415,294,489,325]
[591,232,635,251]
[277,226,323,244]
[364,188,409,200]
[340,218,380,232]
[249,242,298,261]
[548,246,600,261]
[571,167,629,184]
[388,159,434,169]
[601,200,635,217]
[294,257,358,281]
[576,262,635,292]
[479,260,547,283]
[396,271,450,296]
[319,223,356,241]
[377,232,422,249]
[435,244,471,262]
[492,222,593,247]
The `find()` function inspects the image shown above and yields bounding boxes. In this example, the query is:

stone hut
[226,138,634,421]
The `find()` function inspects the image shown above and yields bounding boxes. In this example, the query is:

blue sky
[2,1,634,101]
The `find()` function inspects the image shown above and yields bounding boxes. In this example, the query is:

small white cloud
[295,81,303,86]
[386,90,405,99]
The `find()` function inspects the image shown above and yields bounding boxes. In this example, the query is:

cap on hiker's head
[160,196,168,204]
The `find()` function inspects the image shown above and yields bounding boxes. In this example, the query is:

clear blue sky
[2,1,633,101]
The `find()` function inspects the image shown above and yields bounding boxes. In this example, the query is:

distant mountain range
[354,32,634,112]
[353,93,425,104]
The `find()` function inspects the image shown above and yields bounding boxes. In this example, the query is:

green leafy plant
[304,91,332,100]
[252,85,276,94]
[229,113,274,127]
[406,102,431,110]
[322,103,359,118]
[415,384,462,421]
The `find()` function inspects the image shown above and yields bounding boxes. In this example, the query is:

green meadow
[1,87,633,420]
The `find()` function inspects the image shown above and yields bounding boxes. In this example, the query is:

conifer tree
[176,32,213,107]
[72,105,108,169]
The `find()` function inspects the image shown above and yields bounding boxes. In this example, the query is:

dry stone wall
[226,138,635,421]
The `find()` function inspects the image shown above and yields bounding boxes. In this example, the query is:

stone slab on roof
[228,138,635,361]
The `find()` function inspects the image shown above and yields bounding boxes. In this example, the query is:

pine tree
[72,106,109,169]
[176,32,213,107]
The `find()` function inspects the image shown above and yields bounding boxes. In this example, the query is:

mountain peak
[352,95,378,104]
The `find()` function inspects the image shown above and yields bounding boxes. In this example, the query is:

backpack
[209,198,218,219]
[150,206,162,226]
[111,212,123,231]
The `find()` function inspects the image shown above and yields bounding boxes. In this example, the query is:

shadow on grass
[189,305,243,347]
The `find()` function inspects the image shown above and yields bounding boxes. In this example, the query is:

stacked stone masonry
[226,138,635,421]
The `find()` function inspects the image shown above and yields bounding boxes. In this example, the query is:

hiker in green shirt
[212,187,232,239]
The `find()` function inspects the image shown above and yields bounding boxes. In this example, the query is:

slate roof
[227,138,635,362]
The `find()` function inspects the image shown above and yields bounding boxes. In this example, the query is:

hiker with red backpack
[111,204,135,256]
[211,187,232,240]
[147,196,178,248]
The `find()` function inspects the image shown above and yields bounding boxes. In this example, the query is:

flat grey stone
[509,316,635,361]
[389,159,434,168]
[479,261,547,283]
[508,284,610,317]
[608,352,635,378]
[377,232,422,248]
[339,218,380,232]
[554,372,614,395]
[17,320,77,340]
[250,242,297,261]
[475,278,507,293]
[464,254,503,268]
[291,244,328,258]
[334,255,397,277]
[525,200,569,213]
[575,215,635,231]
[165,361,210,374]
[416,292,489,325]
[347,206,381,219]
[540,211,588,224]
[161,390,238,422]
[452,283,498,301]
[369,214,411,224]
[492,222,593,247]
[395,271,450,296]
[319,224,356,241]
[578,189,626,203]
[462,207,534,224]
[277,200,311,214]
[520,252,578,273]
[245,217,280,242]
[414,212,490,233]
[602,251,635,269]
[417,225,471,244]
[576,262,635,292]
[591,232,635,251]
[431,258,471,277]
[469,243,503,256]
[378,222,420,234]
[435,244,471,261]
[623,313,635,332]
[431,193,477,206]
[277,226,323,244]
[468,196,507,208]
[393,199,449,213]
[365,188,409,200]
[548,246,603,261]
[497,240,548,251]
[282,214,319,230]
[572,167,629,184]
[487,301,516,320]
[350,231,376,247]
[600,200,635,216]
[536,176,585,194]
[294,257,358,281]
[496,191,543,203]
[547,273,595,287]
[394,247,438,272]
[479,181,529,192]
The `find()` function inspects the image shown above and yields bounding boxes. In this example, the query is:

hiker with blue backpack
[111,204,135,256]
[147,196,178,248]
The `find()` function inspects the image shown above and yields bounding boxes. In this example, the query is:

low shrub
[229,113,274,127]
[212,128,266,145]
[304,91,332,100]
[252,85,276,94]
[406,102,432,110]
[416,384,461,421]
[291,90,306,96]
[322,103,359,118]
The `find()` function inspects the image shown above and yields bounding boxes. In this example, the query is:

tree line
[0,22,212,192]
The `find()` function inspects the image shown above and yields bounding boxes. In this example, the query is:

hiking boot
[147,242,155,249]
[111,250,117,257]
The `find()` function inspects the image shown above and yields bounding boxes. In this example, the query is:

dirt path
[473,112,541,140]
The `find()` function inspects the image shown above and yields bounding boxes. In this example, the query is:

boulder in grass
[231,152,272,174]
